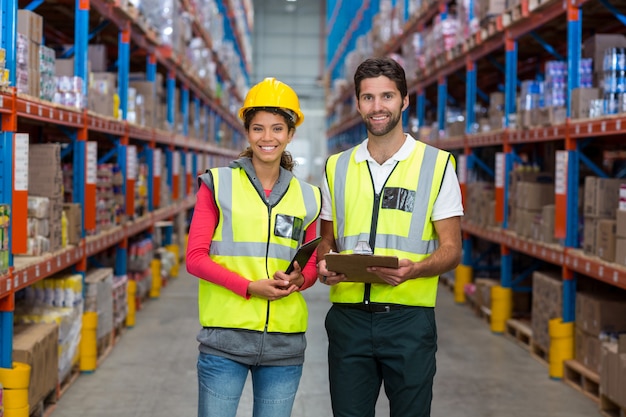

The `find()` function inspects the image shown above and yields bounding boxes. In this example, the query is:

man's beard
[364,111,401,137]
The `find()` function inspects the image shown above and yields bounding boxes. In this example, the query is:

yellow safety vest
[326,140,452,307]
[198,166,321,332]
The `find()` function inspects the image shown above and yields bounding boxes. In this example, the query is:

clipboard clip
[353,240,373,255]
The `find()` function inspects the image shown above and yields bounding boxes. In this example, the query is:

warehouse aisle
[50,268,601,417]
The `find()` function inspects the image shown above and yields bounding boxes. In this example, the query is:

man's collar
[354,134,415,164]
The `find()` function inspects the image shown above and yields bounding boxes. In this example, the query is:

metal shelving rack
[0,0,249,372]
[324,0,626,327]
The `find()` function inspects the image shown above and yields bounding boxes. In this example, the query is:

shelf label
[457,155,467,184]
[555,151,567,195]
[494,152,505,223]
[555,150,568,239]
[186,152,193,174]
[86,142,97,184]
[154,149,162,177]
[173,151,181,175]
[127,145,138,180]
[14,134,29,191]
[495,152,505,188]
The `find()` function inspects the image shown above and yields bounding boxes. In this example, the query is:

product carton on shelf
[584,176,626,219]
[600,336,626,409]
[595,219,616,262]
[616,210,626,238]
[28,144,63,251]
[531,270,563,353]
[12,323,59,407]
[583,216,598,255]
[577,292,626,337]
[582,34,626,73]
[85,268,114,342]
[88,44,107,72]
[539,204,558,244]
[571,88,601,119]
[574,327,602,374]
[63,203,82,246]
[616,237,626,266]
[17,10,43,44]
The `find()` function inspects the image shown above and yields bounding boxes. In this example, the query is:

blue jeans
[197,352,302,417]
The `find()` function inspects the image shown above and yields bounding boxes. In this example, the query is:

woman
[186,77,321,417]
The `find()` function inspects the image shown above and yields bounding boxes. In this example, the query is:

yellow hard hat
[238,77,304,126]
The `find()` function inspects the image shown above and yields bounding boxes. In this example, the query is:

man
[316,57,464,417]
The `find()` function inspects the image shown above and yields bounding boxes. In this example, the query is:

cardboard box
[531,270,563,352]
[616,237,626,266]
[88,44,108,72]
[596,219,616,261]
[13,323,59,407]
[571,88,601,119]
[548,107,566,125]
[600,338,626,408]
[17,10,43,44]
[540,204,557,244]
[617,210,626,238]
[90,72,117,94]
[584,176,626,218]
[577,292,626,337]
[85,268,115,340]
[55,58,74,77]
[583,217,597,255]
[583,34,626,73]
[63,203,82,245]
[88,88,115,117]
[519,182,555,210]
[575,328,602,374]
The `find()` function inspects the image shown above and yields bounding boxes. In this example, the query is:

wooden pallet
[29,387,57,417]
[530,341,549,367]
[97,330,115,367]
[600,394,626,417]
[505,318,532,351]
[465,295,491,324]
[563,359,600,404]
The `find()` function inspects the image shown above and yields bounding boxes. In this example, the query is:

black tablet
[285,237,322,273]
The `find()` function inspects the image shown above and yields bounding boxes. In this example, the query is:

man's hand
[367,259,417,286]
[316,258,346,285]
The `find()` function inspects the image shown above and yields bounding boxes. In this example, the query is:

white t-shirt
[320,134,464,222]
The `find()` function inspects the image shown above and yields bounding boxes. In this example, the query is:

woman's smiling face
[247,110,294,165]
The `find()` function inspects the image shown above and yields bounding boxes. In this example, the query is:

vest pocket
[381,187,415,212]
[274,214,304,242]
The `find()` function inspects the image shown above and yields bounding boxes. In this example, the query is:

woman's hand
[273,262,305,290]
[247,278,299,300]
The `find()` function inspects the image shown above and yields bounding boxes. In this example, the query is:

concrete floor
[50,268,601,417]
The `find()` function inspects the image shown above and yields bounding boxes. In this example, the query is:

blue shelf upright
[0,0,18,370]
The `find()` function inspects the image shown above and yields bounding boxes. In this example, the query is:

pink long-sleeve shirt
[186,182,319,299]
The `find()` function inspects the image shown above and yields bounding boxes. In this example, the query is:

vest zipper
[364,192,381,304]
[264,203,272,331]
[363,161,399,305]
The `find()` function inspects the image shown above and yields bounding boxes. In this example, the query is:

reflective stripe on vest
[326,140,451,306]
[199,167,321,333]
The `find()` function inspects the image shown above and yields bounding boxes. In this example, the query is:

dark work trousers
[325,304,437,417]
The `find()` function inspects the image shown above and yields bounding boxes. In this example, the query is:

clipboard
[285,237,322,273]
[324,253,399,283]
